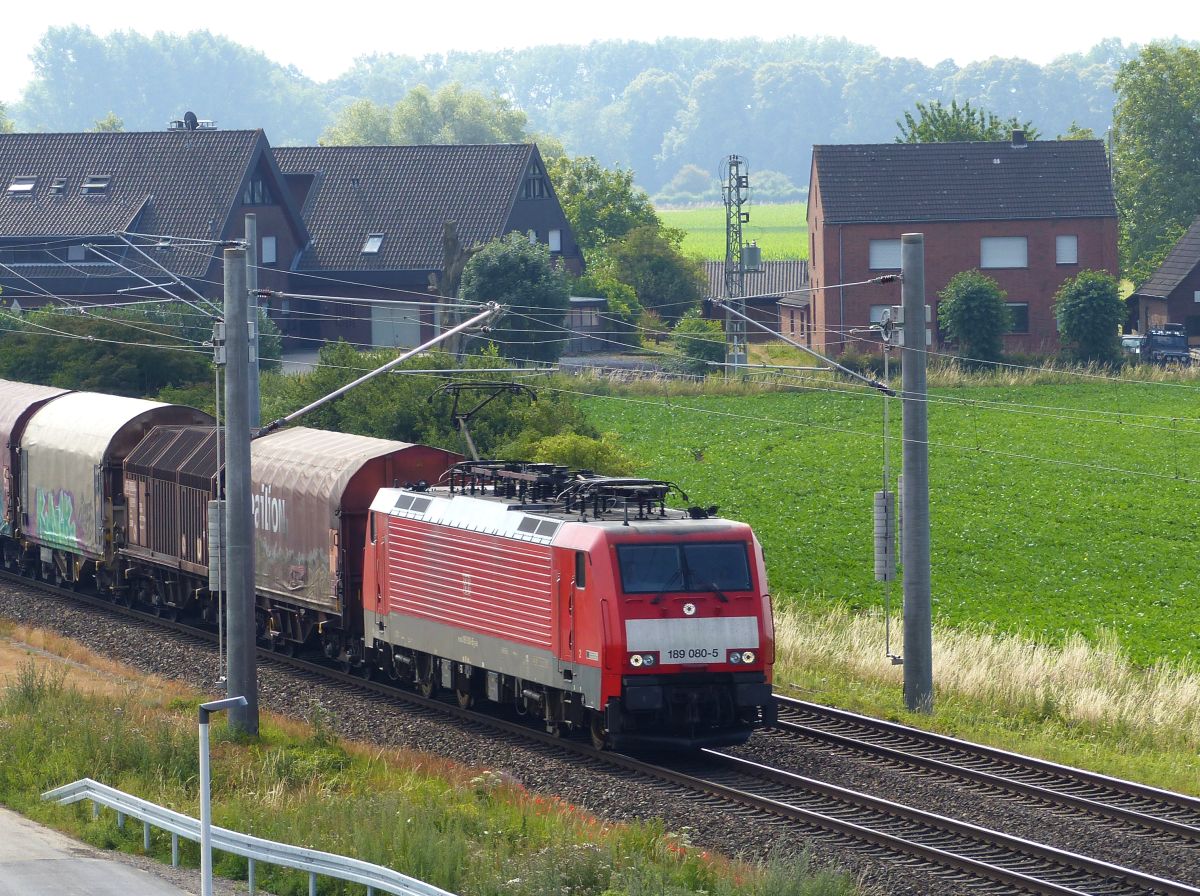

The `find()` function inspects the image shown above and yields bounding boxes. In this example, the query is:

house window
[80,175,111,195]
[868,239,901,270]
[981,236,1028,268]
[242,176,272,205]
[522,160,548,199]
[50,178,67,195]
[261,236,277,265]
[67,245,87,262]
[789,309,796,335]
[527,229,537,245]
[869,304,892,323]
[1056,235,1078,265]
[362,233,384,255]
[7,177,36,196]
[548,229,562,252]
[1006,303,1030,334]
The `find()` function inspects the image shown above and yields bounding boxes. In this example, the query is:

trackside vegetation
[0,644,853,896]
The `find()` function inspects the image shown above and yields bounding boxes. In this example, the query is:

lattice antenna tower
[723,155,750,370]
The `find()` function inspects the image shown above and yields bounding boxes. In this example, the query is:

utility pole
[244,214,261,428]
[222,246,259,735]
[900,233,933,713]
[723,155,749,373]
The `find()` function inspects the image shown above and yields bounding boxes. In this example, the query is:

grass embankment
[658,204,807,261]
[566,365,1200,793]
[0,624,852,896]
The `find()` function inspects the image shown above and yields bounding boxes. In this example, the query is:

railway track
[769,696,1200,843]
[3,571,1198,894]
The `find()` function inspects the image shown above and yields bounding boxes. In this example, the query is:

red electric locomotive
[362,461,775,750]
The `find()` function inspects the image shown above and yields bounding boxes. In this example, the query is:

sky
[2,0,1191,104]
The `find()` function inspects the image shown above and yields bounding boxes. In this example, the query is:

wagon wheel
[455,686,474,709]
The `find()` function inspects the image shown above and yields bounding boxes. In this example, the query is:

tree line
[7,28,1149,194]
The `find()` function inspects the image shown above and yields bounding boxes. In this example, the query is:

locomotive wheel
[589,713,609,751]
[415,655,437,698]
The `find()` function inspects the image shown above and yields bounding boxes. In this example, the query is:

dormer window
[242,176,272,205]
[50,178,67,195]
[81,175,111,195]
[522,160,548,199]
[362,233,384,254]
[7,177,36,196]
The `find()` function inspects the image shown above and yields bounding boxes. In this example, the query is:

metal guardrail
[43,778,456,896]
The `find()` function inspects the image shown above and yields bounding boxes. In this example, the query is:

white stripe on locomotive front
[625,616,759,664]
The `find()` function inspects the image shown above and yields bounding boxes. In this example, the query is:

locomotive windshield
[617,542,752,594]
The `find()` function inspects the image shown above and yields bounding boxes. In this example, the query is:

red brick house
[1128,216,1200,340]
[807,134,1118,357]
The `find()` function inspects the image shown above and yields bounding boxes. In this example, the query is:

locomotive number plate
[624,616,759,665]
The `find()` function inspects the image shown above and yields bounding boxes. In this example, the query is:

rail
[42,778,456,896]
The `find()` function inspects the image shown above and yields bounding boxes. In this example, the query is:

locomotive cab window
[617,542,751,594]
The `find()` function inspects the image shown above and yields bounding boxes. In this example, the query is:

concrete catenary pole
[901,233,933,713]
[244,214,261,428]
[223,247,259,734]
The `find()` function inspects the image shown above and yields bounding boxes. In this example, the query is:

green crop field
[658,203,807,260]
[576,378,1200,668]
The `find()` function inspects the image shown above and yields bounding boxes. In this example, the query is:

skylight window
[80,175,111,195]
[7,177,36,196]
[362,233,384,255]
[49,178,67,195]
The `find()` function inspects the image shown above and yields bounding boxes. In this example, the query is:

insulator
[874,490,896,582]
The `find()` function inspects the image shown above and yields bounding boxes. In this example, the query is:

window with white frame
[868,239,901,270]
[980,236,1028,268]
[261,236,277,265]
[869,304,891,323]
[548,229,562,252]
[1056,234,1078,265]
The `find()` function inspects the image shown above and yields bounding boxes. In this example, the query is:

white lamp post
[199,696,247,896]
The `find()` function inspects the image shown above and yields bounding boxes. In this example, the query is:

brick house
[0,127,307,315]
[1127,216,1200,340]
[273,143,583,349]
[0,130,581,352]
[807,134,1118,357]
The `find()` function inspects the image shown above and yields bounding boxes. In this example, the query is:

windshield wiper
[650,568,683,605]
[707,583,730,603]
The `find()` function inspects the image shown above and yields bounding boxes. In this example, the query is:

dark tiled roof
[0,130,272,278]
[274,144,537,272]
[1133,216,1200,299]
[812,140,1116,224]
[703,260,809,300]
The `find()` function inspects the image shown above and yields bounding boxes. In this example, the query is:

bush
[670,311,725,374]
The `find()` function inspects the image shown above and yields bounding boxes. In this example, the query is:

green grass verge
[569,375,1200,668]
[0,662,854,896]
[658,204,808,261]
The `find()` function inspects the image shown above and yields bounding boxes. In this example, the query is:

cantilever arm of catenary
[712,297,895,396]
[255,302,505,439]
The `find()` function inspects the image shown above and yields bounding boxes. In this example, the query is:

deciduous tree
[1112,44,1200,285]
[605,224,706,324]
[937,270,1011,364]
[896,99,1039,143]
[458,234,570,363]
[1053,270,1125,364]
[546,155,659,252]
[321,84,528,146]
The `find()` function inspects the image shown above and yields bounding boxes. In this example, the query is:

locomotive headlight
[741,650,756,664]
[629,653,644,667]
[728,650,742,664]
[642,653,655,667]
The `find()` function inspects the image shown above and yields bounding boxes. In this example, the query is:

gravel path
[5,582,1185,895]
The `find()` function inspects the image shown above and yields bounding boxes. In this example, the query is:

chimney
[1011,129,1027,148]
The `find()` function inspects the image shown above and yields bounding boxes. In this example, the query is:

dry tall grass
[774,604,1200,751]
